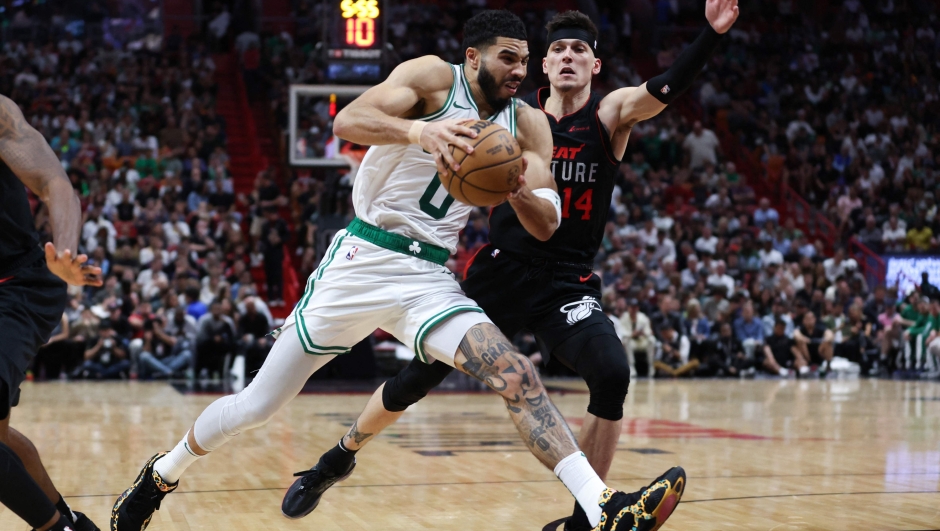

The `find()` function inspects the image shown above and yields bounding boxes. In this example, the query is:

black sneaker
[111,453,178,531]
[72,512,101,531]
[281,459,356,519]
[594,466,686,531]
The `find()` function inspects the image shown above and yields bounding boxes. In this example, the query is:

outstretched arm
[598,0,739,132]
[506,102,558,242]
[333,55,479,178]
[0,96,101,286]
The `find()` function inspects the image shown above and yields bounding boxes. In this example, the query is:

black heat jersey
[0,159,42,278]
[489,88,621,263]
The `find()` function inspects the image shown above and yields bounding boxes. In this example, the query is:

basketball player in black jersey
[0,95,103,531]
[283,2,739,530]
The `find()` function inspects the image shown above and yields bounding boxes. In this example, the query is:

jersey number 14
[561,187,592,220]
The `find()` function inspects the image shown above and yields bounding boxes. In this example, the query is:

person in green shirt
[901,297,934,370]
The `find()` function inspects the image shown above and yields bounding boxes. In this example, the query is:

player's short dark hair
[545,11,599,44]
[462,10,527,51]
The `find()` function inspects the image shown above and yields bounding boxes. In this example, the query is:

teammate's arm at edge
[0,95,102,286]
[333,55,479,179]
[506,101,558,241]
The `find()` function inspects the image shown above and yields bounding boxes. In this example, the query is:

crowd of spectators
[5,6,285,383]
[237,0,940,380]
[13,0,940,383]
[695,0,940,252]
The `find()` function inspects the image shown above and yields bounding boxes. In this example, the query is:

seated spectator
[694,225,718,255]
[196,300,237,378]
[856,215,882,252]
[902,297,938,372]
[794,311,835,370]
[649,294,685,339]
[237,297,273,375]
[697,321,752,377]
[758,236,784,268]
[702,285,729,323]
[137,311,196,379]
[762,298,794,337]
[833,303,872,365]
[906,218,934,253]
[654,326,698,377]
[877,299,903,360]
[707,260,735,297]
[882,215,907,252]
[685,299,711,360]
[186,285,209,321]
[753,198,779,228]
[619,298,656,377]
[762,318,808,376]
[73,320,131,380]
[734,301,765,359]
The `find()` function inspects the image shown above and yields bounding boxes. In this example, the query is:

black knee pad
[575,333,631,421]
[382,359,454,412]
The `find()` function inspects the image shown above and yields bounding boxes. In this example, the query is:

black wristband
[645,26,723,105]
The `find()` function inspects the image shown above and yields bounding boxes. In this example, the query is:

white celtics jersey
[352,63,518,253]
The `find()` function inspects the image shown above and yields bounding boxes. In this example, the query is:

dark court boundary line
[64,476,940,502]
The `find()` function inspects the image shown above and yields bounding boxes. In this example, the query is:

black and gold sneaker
[594,466,686,531]
[111,453,178,531]
[281,458,356,519]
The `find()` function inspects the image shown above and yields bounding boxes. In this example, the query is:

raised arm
[0,95,101,286]
[597,0,739,153]
[333,55,479,178]
[506,101,558,242]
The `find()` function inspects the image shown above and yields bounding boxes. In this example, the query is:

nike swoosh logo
[453,103,471,110]
[579,274,593,282]
[0,276,13,284]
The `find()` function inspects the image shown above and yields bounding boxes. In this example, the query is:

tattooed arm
[455,323,579,469]
[0,95,101,286]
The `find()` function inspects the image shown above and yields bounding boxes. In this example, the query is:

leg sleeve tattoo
[456,323,579,469]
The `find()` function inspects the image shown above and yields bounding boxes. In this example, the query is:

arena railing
[713,113,885,286]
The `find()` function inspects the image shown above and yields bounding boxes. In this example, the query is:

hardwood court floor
[2,378,939,530]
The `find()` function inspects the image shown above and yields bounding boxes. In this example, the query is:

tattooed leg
[453,323,580,469]
[340,385,401,451]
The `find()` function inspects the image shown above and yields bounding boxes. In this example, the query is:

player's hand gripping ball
[438,120,523,207]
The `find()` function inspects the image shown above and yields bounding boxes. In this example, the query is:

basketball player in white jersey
[111,10,682,531]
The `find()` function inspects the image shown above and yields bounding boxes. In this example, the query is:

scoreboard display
[324,0,386,83]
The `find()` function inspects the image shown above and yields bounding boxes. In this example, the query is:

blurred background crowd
[5,0,939,385]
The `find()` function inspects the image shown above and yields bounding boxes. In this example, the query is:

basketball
[439,120,523,207]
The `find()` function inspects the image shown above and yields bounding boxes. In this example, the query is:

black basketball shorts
[461,244,619,368]
[0,259,67,419]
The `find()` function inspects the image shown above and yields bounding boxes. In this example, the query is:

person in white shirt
[652,229,676,264]
[758,237,784,268]
[636,218,659,248]
[682,120,720,169]
[136,257,169,300]
[695,225,719,255]
[785,109,814,142]
[619,298,656,377]
[163,211,191,247]
[680,254,701,289]
[707,260,735,296]
[882,215,907,252]
[822,248,848,283]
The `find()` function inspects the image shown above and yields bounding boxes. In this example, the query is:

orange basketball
[439,120,523,207]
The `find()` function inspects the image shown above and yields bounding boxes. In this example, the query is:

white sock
[154,431,204,484]
[554,452,607,527]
